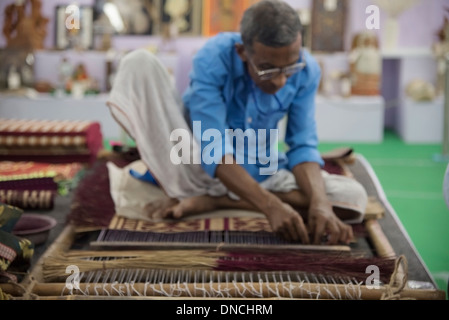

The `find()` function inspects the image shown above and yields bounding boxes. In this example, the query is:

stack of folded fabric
[0,161,84,210]
[0,118,104,165]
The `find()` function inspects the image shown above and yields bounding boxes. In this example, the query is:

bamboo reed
[40,248,398,285]
[2,281,445,300]
[365,219,396,259]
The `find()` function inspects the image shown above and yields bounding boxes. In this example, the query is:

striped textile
[0,119,103,165]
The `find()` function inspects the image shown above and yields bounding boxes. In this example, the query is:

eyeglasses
[249,52,306,81]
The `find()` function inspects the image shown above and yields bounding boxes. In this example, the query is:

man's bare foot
[144,196,218,221]
[144,198,178,220]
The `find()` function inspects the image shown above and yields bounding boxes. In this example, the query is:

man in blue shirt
[108,0,368,245]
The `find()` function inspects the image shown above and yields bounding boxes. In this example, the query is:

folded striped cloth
[0,161,84,210]
[0,161,83,181]
[0,118,103,165]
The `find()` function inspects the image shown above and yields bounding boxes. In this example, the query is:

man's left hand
[307,201,354,245]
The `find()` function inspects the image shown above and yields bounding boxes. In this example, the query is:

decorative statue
[375,0,418,50]
[349,31,382,96]
[406,79,436,102]
[99,0,156,35]
[164,0,191,36]
[58,58,73,92]
[2,0,49,50]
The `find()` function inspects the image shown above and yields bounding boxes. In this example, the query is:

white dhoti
[106,49,368,224]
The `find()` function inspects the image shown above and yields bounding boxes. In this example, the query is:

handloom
[0,151,445,300]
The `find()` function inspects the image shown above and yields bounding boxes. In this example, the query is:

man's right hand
[263,195,310,244]
[215,155,309,244]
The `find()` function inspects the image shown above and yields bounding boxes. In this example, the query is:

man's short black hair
[240,0,303,52]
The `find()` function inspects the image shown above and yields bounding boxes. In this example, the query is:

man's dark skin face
[236,34,302,95]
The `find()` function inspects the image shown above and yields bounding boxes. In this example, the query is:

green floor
[319,130,449,299]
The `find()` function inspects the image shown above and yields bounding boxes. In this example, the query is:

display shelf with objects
[0,0,446,145]
[30,49,181,95]
[0,48,180,142]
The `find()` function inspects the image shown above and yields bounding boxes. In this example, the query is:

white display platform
[398,97,444,144]
[0,93,123,141]
[314,95,385,143]
[1,92,387,144]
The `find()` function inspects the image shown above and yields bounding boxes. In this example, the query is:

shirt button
[247,117,253,124]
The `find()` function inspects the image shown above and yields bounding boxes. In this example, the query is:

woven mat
[108,214,272,233]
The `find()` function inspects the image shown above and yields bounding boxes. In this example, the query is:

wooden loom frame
[1,154,446,300]
[1,211,445,300]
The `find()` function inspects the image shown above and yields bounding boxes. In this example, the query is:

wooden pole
[365,219,396,259]
[1,281,446,300]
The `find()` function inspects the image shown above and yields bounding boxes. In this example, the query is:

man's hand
[216,155,311,244]
[264,196,310,244]
[307,200,354,245]
[292,162,354,245]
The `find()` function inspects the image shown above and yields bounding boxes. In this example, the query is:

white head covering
[107,49,224,199]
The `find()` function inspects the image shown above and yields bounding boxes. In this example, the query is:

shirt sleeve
[285,66,325,170]
[184,48,235,178]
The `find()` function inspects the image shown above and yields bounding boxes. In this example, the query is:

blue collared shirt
[182,32,324,183]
